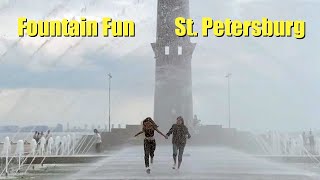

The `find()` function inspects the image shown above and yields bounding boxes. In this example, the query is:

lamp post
[108,73,112,132]
[225,73,232,129]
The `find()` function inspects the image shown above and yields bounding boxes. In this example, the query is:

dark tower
[152,0,196,131]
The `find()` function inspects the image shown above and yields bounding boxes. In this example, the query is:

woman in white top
[94,129,102,153]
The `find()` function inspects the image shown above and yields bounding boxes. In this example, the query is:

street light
[225,73,232,129]
[108,73,112,132]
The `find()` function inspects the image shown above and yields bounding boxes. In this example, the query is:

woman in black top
[166,116,191,170]
[134,117,167,174]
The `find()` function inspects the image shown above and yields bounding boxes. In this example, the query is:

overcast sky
[0,0,319,132]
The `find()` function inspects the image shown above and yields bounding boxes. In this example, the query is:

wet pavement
[64,146,320,180]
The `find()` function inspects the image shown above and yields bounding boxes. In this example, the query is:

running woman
[166,116,191,170]
[134,117,168,174]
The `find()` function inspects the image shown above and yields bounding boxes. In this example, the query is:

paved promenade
[66,146,319,180]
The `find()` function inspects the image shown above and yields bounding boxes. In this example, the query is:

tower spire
[155,0,191,45]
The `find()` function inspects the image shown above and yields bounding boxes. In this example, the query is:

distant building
[0,126,19,133]
[19,126,48,132]
[53,123,63,132]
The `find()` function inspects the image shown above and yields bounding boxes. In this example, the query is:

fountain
[258,131,320,157]
[72,134,76,155]
[271,131,281,155]
[47,137,54,155]
[30,139,37,155]
[55,136,61,155]
[0,132,101,177]
[61,136,67,155]
[39,136,46,155]
[67,135,71,155]
[16,140,24,173]
[2,137,10,176]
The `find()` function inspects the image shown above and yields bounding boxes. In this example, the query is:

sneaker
[146,168,151,174]
[172,163,176,169]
